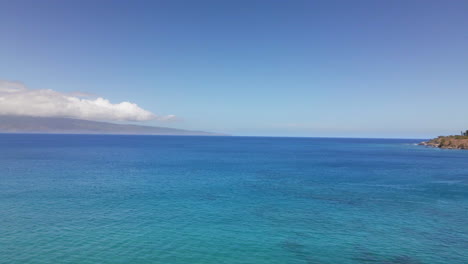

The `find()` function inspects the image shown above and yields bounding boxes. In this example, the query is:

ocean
[0,134,467,264]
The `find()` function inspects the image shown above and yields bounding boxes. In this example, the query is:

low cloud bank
[0,80,174,122]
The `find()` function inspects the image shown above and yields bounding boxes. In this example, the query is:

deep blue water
[0,135,467,264]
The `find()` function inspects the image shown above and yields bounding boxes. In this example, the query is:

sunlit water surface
[0,135,467,264]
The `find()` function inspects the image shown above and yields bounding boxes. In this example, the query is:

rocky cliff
[419,136,468,149]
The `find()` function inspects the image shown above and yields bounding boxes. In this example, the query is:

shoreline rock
[419,136,468,150]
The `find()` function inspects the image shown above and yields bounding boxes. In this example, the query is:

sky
[1,0,467,138]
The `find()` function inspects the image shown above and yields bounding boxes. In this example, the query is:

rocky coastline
[419,136,468,150]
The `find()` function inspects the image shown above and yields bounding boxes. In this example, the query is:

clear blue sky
[1,0,467,138]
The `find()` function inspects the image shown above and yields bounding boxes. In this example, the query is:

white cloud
[0,80,174,122]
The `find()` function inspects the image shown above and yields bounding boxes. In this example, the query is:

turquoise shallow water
[0,135,467,264]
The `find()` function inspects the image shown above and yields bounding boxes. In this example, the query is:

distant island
[419,130,468,149]
[0,116,222,136]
